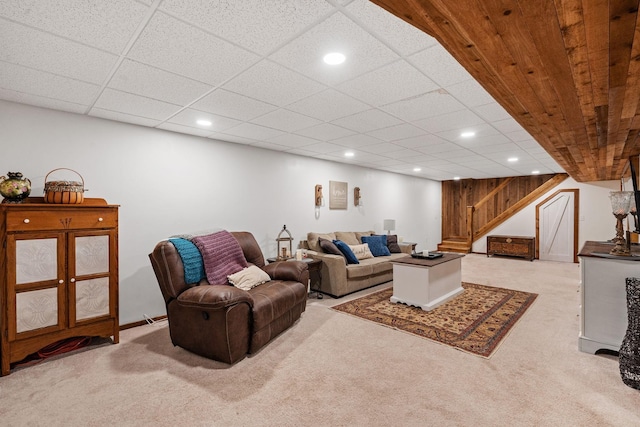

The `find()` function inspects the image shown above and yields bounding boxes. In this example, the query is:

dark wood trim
[119,315,167,331]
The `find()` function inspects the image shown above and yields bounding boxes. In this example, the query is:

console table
[578,241,639,354]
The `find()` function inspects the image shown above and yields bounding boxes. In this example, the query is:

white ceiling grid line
[0,0,566,181]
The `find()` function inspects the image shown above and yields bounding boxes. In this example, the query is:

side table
[267,257,323,299]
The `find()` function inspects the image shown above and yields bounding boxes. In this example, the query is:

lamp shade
[609,191,633,215]
[383,219,396,232]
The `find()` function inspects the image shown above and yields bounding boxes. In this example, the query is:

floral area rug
[331,282,538,358]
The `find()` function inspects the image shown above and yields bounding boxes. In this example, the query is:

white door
[539,191,575,262]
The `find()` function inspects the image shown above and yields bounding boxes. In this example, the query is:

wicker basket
[43,168,86,204]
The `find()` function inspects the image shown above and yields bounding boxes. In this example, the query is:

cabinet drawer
[6,209,117,231]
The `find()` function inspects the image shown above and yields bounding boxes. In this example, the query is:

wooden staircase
[438,173,569,254]
[438,237,471,253]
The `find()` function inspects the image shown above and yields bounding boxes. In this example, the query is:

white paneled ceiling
[0,0,565,180]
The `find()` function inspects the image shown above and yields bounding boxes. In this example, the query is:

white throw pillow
[228,265,271,290]
[349,243,374,260]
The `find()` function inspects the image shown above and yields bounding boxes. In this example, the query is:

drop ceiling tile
[505,129,534,142]
[93,88,182,120]
[252,109,322,132]
[517,139,545,150]
[338,60,438,106]
[409,45,472,87]
[0,61,100,105]
[446,79,496,107]
[127,12,259,86]
[462,134,511,147]
[330,108,402,133]
[414,141,462,154]
[208,132,257,145]
[0,20,118,84]
[159,0,333,55]
[360,142,406,154]
[326,150,387,163]
[435,123,500,142]
[364,158,407,167]
[393,134,448,149]
[331,133,385,148]
[415,158,454,167]
[383,148,426,160]
[223,60,326,106]
[286,88,369,122]
[431,147,478,159]
[167,108,242,132]
[192,89,276,121]
[266,133,320,148]
[295,123,356,140]
[413,109,485,133]
[157,122,213,137]
[297,141,347,154]
[223,123,285,140]
[473,102,511,122]
[472,142,521,154]
[345,0,437,56]
[367,123,425,142]
[250,141,291,151]
[269,12,399,85]
[0,0,149,54]
[381,90,466,122]
[492,117,525,133]
[89,108,162,127]
[108,60,213,106]
[0,88,87,114]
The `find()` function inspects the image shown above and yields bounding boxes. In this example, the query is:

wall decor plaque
[329,181,348,209]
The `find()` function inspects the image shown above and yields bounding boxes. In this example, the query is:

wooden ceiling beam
[369,0,640,182]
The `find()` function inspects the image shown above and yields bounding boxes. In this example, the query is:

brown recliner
[149,231,308,364]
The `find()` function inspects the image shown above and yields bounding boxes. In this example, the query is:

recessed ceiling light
[196,119,212,126]
[508,157,518,162]
[413,167,421,172]
[532,170,540,174]
[460,131,475,138]
[323,52,345,65]
[345,151,354,157]
[453,176,461,181]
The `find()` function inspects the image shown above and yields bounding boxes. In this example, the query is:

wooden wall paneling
[369,0,640,182]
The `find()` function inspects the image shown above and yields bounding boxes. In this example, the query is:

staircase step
[438,239,471,253]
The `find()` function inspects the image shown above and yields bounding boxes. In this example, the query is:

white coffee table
[390,253,465,311]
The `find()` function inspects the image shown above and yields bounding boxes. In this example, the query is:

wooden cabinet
[487,235,535,261]
[1,197,118,375]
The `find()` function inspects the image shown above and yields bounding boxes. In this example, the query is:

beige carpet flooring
[1,254,638,426]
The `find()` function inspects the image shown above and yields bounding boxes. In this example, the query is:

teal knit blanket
[169,238,205,284]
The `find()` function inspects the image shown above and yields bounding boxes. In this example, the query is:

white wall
[471,177,620,254]
[0,101,442,324]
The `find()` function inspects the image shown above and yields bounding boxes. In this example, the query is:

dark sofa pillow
[319,237,345,258]
[333,239,359,264]
[361,235,391,257]
[386,234,402,253]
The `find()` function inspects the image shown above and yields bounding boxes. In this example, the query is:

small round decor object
[0,171,31,203]
[43,168,86,204]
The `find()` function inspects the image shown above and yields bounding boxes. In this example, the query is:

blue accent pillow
[361,235,391,257]
[333,239,359,264]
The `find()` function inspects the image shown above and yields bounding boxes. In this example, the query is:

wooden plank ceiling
[369,0,640,182]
